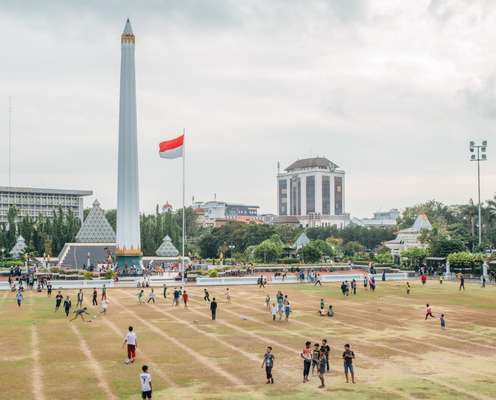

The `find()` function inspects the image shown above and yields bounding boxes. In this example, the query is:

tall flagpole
[182,128,186,285]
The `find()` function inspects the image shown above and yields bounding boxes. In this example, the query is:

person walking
[261,346,275,384]
[203,288,210,303]
[123,326,138,364]
[63,296,72,317]
[54,291,64,312]
[16,290,23,307]
[162,284,167,300]
[459,274,465,291]
[76,289,84,308]
[147,289,156,304]
[321,339,331,373]
[101,284,107,301]
[92,289,98,306]
[301,341,312,383]
[182,290,189,308]
[351,279,357,295]
[210,298,218,320]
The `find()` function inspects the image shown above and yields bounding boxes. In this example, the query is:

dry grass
[1,281,495,399]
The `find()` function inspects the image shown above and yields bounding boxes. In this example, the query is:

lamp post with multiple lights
[469,140,488,248]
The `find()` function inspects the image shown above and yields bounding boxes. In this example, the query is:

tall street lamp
[469,140,488,248]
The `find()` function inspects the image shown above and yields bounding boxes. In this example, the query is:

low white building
[353,209,400,227]
[384,214,432,263]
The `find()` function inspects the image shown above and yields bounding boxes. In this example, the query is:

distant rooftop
[0,186,92,196]
[285,157,340,172]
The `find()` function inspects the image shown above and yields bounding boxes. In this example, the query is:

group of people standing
[267,290,292,321]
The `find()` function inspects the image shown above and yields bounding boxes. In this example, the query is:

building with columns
[276,157,350,228]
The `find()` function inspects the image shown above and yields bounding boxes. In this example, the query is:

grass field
[1,280,496,400]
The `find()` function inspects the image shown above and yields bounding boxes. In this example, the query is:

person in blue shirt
[261,346,275,384]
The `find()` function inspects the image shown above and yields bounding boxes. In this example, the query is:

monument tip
[123,18,134,35]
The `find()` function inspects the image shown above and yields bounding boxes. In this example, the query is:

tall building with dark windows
[276,157,349,228]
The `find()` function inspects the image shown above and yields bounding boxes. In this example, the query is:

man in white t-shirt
[140,365,152,399]
[122,326,137,364]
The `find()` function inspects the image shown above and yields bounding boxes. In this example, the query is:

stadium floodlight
[469,140,488,248]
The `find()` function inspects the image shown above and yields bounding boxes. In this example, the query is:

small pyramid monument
[156,235,179,257]
[76,199,116,243]
[10,235,27,258]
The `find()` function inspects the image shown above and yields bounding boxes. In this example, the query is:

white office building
[276,157,349,227]
[0,186,92,223]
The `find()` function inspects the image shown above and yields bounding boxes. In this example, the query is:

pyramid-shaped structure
[10,235,27,258]
[156,235,179,257]
[76,199,116,243]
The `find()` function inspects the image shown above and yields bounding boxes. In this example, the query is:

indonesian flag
[159,134,184,159]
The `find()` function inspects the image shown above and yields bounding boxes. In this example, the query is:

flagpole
[182,128,186,286]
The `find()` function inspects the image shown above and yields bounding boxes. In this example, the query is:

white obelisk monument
[116,19,142,271]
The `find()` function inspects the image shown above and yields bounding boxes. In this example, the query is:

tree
[430,237,466,258]
[254,239,283,263]
[400,247,429,268]
[311,239,334,257]
[301,241,323,263]
[343,241,365,257]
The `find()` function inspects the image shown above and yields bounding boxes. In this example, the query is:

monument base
[115,255,143,276]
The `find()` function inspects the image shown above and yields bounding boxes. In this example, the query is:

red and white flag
[159,134,184,159]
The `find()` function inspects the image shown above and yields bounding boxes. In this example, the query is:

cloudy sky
[1,0,495,217]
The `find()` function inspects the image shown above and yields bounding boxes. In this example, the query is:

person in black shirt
[47,283,52,296]
[204,288,210,302]
[54,291,64,312]
[210,298,218,320]
[63,296,72,317]
[92,289,98,306]
[261,346,275,384]
[342,344,355,383]
[321,339,330,372]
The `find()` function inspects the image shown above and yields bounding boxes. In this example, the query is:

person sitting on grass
[327,305,334,318]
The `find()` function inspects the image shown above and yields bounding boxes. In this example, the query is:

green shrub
[208,269,218,278]
[82,271,93,280]
[277,258,300,264]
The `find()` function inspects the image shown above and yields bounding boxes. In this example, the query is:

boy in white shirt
[139,365,152,399]
[123,326,138,364]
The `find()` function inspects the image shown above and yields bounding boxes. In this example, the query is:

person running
[342,344,356,383]
[440,313,446,330]
[76,289,84,308]
[101,284,107,301]
[70,307,90,322]
[459,273,465,291]
[63,296,72,317]
[162,284,167,300]
[210,298,218,320]
[261,346,275,384]
[147,289,156,304]
[182,290,189,308]
[16,290,23,307]
[311,343,321,376]
[321,339,331,372]
[406,281,411,295]
[425,304,435,320]
[265,294,271,310]
[318,350,327,388]
[203,288,210,302]
[137,289,145,304]
[314,274,322,286]
[284,301,291,321]
[139,365,152,399]
[92,289,98,306]
[55,291,64,312]
[225,288,231,303]
[301,341,312,383]
[123,326,138,364]
[100,298,109,315]
[271,302,278,321]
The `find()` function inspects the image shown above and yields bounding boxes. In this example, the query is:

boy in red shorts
[123,326,138,364]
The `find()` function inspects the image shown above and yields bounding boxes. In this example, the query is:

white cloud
[1,0,496,218]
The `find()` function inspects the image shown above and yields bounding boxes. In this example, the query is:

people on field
[92,289,98,306]
[63,296,72,317]
[123,326,137,364]
[55,291,63,312]
[70,307,90,322]
[440,313,446,330]
[343,344,356,383]
[140,365,152,399]
[147,289,156,304]
[261,346,275,384]
[16,290,23,307]
[425,304,435,320]
[301,341,312,383]
[76,289,84,307]
[203,288,210,303]
[210,298,218,320]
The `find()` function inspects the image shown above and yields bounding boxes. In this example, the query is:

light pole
[469,140,488,248]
